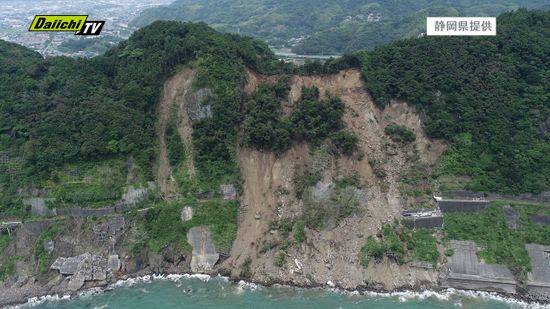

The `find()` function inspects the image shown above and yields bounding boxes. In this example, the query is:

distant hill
[131,0,549,53]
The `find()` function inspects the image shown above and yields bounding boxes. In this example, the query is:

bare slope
[157,68,196,197]
[224,69,445,289]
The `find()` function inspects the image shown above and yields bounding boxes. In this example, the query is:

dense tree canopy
[361,9,550,193]
[132,0,549,54]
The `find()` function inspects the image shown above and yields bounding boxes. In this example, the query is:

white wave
[10,293,71,308]
[355,288,548,308]
[237,280,260,290]
[9,273,550,309]
[78,287,104,298]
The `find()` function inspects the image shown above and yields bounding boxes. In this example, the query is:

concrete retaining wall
[22,220,55,236]
[445,275,517,294]
[531,215,550,226]
[441,190,550,203]
[438,200,489,213]
[402,216,443,229]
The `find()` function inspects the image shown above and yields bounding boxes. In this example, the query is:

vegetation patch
[384,124,416,144]
[240,257,252,278]
[34,223,60,273]
[363,10,550,193]
[359,223,439,267]
[243,77,292,153]
[294,219,306,243]
[138,197,238,253]
[0,231,10,253]
[407,229,439,267]
[303,185,362,230]
[293,167,321,199]
[243,84,358,155]
[270,218,294,238]
[45,158,127,209]
[275,252,286,267]
[166,106,185,168]
[0,256,22,281]
[443,201,550,278]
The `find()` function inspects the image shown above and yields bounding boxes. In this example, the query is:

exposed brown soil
[224,69,446,289]
[157,68,196,197]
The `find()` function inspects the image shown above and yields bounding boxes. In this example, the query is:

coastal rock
[67,275,85,291]
[51,253,107,285]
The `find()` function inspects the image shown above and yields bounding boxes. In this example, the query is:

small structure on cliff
[436,198,490,213]
[442,240,516,294]
[526,244,550,299]
[219,184,237,200]
[187,226,219,272]
[402,209,443,229]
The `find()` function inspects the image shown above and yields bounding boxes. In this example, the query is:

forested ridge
[0,10,549,218]
[0,22,281,215]
[131,0,550,54]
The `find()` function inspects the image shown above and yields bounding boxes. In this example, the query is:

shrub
[384,124,415,144]
[330,130,359,155]
[240,257,253,278]
[294,219,306,243]
[275,252,286,267]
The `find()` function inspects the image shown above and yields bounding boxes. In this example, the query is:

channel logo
[28,15,105,35]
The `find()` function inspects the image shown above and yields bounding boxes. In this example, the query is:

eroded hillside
[223,69,445,289]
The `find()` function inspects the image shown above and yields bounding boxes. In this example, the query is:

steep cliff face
[223,69,445,289]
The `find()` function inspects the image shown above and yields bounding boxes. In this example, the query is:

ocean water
[20,274,547,309]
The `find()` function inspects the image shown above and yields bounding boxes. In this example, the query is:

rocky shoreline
[3,268,549,308]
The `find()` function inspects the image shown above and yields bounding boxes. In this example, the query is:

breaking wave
[8,274,549,308]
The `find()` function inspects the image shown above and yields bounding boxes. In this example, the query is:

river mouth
[12,274,545,309]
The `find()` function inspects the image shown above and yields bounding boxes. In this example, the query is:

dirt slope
[157,68,196,197]
[223,69,444,289]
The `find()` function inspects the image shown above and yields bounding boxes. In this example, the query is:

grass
[139,197,238,254]
[359,223,440,268]
[240,257,252,278]
[46,157,127,208]
[34,223,60,273]
[166,105,185,168]
[407,229,439,266]
[294,219,306,243]
[0,232,10,253]
[384,124,415,144]
[275,252,286,267]
[293,167,321,199]
[270,218,294,238]
[443,201,550,279]
[0,256,22,281]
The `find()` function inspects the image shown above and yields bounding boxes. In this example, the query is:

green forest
[0,21,281,215]
[361,9,550,193]
[131,0,550,54]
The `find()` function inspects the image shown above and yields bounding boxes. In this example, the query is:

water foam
[9,274,550,309]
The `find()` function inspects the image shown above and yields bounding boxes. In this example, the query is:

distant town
[0,0,172,57]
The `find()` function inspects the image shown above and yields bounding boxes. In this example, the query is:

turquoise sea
[23,274,545,309]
